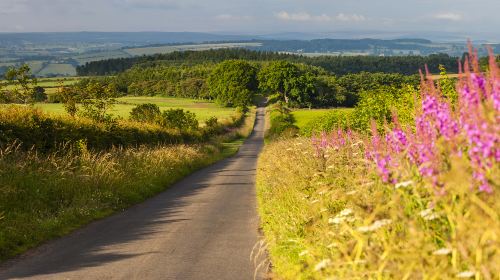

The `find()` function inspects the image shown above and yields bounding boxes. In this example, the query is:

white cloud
[434,12,463,21]
[275,11,331,22]
[215,14,252,21]
[335,13,366,22]
[117,0,179,10]
[275,11,365,23]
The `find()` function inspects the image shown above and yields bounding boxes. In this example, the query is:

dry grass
[257,137,499,279]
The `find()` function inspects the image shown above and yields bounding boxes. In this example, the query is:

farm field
[124,42,263,56]
[1,77,82,94]
[36,63,77,76]
[292,108,353,130]
[34,96,236,121]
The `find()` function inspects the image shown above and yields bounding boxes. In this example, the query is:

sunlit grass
[257,137,499,279]
[33,96,236,121]
[292,108,354,131]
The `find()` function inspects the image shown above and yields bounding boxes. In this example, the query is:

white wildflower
[314,259,332,271]
[326,243,337,249]
[357,219,392,233]
[299,250,309,257]
[339,208,353,217]
[420,209,439,221]
[346,190,357,195]
[327,165,335,169]
[432,248,452,255]
[456,271,475,278]
[329,217,345,224]
[329,208,355,225]
[395,180,414,189]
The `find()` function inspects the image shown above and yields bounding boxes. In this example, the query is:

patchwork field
[124,42,263,56]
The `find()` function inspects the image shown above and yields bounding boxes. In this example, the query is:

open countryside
[0,1,499,280]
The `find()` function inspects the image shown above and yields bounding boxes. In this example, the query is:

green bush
[352,85,417,131]
[301,110,355,136]
[0,106,196,152]
[266,104,299,139]
[156,109,199,131]
[129,103,161,123]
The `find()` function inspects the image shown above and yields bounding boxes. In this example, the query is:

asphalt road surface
[0,107,268,280]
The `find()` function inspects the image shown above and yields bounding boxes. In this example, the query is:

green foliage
[77,48,460,77]
[438,65,458,105]
[0,106,195,152]
[156,109,199,131]
[208,60,257,107]
[79,80,118,123]
[352,85,418,131]
[258,61,316,107]
[129,103,161,123]
[301,109,355,136]
[59,87,79,118]
[266,103,299,139]
[4,64,38,104]
[32,86,47,102]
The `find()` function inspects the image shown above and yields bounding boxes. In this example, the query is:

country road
[0,107,268,280]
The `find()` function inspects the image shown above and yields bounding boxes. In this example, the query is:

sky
[0,0,499,39]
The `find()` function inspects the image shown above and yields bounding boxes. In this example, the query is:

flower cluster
[313,50,499,193]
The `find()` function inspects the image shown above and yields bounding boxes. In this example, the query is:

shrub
[129,103,161,123]
[32,87,47,102]
[266,104,298,139]
[301,109,355,136]
[156,109,199,131]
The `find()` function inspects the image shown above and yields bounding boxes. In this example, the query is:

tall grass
[0,108,256,261]
[257,136,498,279]
[257,49,499,278]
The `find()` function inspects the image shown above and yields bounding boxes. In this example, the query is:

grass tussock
[257,137,499,279]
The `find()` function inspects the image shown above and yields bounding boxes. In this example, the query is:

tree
[59,85,79,118]
[5,64,37,104]
[130,103,161,123]
[156,109,198,131]
[32,86,47,102]
[208,60,257,107]
[258,61,316,107]
[79,81,118,123]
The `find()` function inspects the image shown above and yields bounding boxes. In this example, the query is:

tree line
[73,59,421,109]
[76,49,460,76]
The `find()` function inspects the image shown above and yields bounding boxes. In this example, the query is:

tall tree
[208,60,257,107]
[258,61,316,107]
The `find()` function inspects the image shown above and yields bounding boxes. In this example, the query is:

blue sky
[0,0,498,38]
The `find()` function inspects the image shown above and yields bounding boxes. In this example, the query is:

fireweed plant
[257,47,498,279]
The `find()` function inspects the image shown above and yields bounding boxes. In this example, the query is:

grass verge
[257,137,499,279]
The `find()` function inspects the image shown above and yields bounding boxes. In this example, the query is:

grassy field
[124,42,262,56]
[73,50,132,65]
[292,108,354,131]
[37,63,77,76]
[1,77,82,95]
[35,96,236,121]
